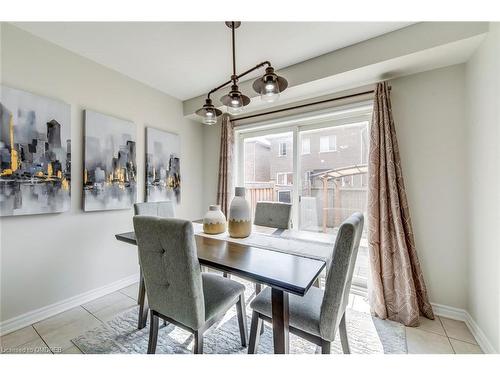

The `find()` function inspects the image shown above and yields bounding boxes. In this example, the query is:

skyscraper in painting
[0,86,71,217]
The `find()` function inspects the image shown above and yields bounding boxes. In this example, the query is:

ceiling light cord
[232,21,237,81]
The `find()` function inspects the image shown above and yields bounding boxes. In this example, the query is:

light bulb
[228,95,243,109]
[265,83,276,92]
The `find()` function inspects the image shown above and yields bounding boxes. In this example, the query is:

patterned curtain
[217,114,234,217]
[368,82,434,326]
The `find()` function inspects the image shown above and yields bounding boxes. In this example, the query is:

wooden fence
[244,182,276,218]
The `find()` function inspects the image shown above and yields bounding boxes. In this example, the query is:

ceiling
[14,22,413,100]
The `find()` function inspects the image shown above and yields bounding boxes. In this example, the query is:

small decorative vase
[203,205,227,234]
[228,187,252,238]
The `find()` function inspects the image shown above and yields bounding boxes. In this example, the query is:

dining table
[115,221,332,354]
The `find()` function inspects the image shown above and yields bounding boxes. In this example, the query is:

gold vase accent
[228,219,252,238]
[203,221,226,235]
[202,205,226,234]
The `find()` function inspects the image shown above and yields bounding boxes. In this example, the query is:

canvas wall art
[146,127,180,203]
[0,86,71,217]
[83,110,136,211]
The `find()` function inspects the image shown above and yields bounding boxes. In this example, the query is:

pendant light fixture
[196,21,288,124]
[220,84,251,114]
[252,66,288,103]
[195,98,223,125]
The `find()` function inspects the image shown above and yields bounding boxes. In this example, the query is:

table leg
[137,270,149,330]
[271,288,289,354]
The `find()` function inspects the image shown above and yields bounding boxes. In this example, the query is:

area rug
[72,294,406,354]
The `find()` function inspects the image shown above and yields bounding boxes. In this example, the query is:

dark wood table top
[115,231,325,296]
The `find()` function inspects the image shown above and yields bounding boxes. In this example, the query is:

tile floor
[0,281,483,354]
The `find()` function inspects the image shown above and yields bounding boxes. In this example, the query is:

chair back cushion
[134,201,175,218]
[253,201,292,229]
[319,213,364,341]
[133,216,205,330]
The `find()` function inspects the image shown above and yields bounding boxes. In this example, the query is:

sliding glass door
[298,121,369,288]
[236,104,371,289]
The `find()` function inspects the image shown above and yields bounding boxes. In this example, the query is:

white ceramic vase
[228,187,252,238]
[203,205,227,234]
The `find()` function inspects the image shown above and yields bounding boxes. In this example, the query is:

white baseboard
[431,302,469,321]
[0,273,139,336]
[431,302,497,354]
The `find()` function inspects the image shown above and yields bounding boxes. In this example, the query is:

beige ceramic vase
[228,187,252,238]
[203,205,226,234]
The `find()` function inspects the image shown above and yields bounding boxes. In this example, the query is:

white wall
[202,122,222,211]
[465,23,500,353]
[390,65,468,310]
[0,24,204,323]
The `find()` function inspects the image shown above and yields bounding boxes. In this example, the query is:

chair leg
[248,311,262,354]
[255,283,261,295]
[137,271,149,329]
[339,312,350,354]
[236,294,248,347]
[321,340,331,354]
[147,311,159,354]
[254,284,265,335]
[193,330,204,354]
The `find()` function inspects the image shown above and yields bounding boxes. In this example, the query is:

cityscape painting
[83,110,136,211]
[0,86,71,217]
[145,127,180,203]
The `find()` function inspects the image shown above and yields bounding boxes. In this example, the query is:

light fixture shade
[220,84,251,110]
[202,111,218,125]
[260,80,280,103]
[253,66,288,103]
[195,98,223,125]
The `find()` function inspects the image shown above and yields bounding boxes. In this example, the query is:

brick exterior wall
[244,141,271,182]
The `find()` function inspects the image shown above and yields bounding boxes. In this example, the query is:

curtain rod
[230,89,375,124]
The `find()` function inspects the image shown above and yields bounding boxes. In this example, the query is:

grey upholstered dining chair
[134,200,175,218]
[253,201,293,298]
[133,216,248,354]
[248,212,364,354]
[253,201,292,229]
[133,200,175,329]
